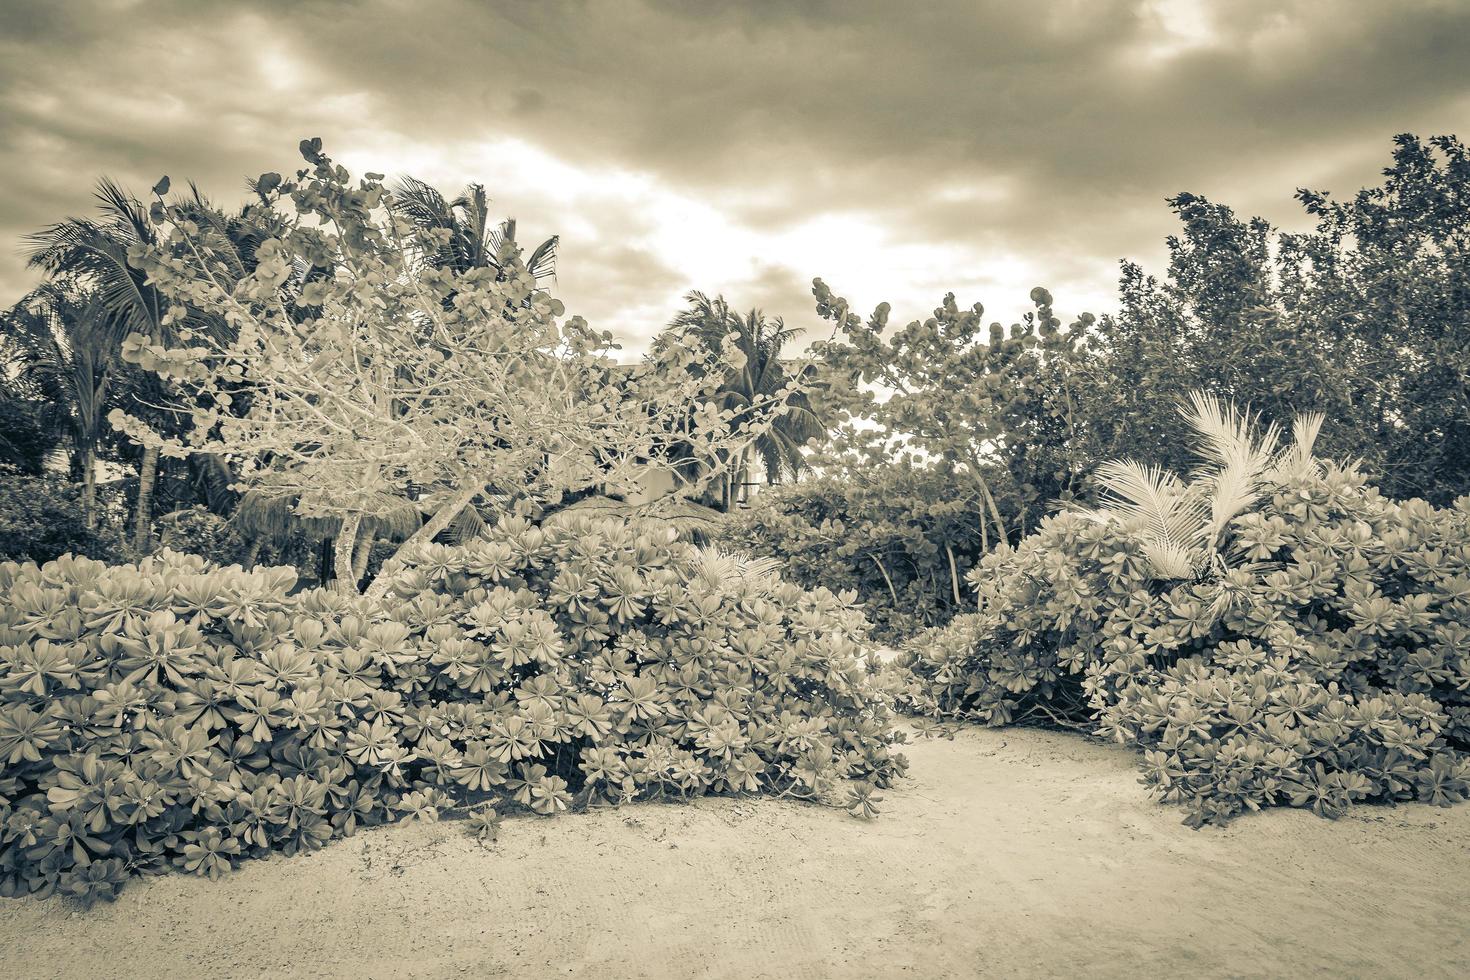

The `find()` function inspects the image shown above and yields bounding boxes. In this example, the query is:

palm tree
[24,180,175,550]
[0,285,126,529]
[389,177,558,281]
[667,292,826,510]
[23,180,271,551]
[1082,390,1324,619]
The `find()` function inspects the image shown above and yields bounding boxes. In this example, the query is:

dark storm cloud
[2,0,1469,345]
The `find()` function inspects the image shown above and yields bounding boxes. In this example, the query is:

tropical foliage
[23,179,182,550]
[666,292,825,511]
[0,287,122,529]
[389,177,558,282]
[718,464,986,641]
[895,395,1470,825]
[1081,133,1470,505]
[772,133,1468,644]
[111,142,816,598]
[1,128,1468,902]
[0,516,904,904]
[809,283,1094,551]
[0,467,125,565]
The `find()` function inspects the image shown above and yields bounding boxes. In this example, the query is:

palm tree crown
[667,291,826,507]
[1084,389,1325,582]
[1,284,126,527]
[389,177,558,281]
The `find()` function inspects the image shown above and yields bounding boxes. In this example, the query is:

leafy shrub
[719,466,985,642]
[0,466,124,565]
[0,399,50,475]
[154,506,252,566]
[897,404,1470,825]
[0,517,903,904]
[377,515,906,808]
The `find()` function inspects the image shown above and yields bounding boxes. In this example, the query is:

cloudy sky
[2,0,1468,350]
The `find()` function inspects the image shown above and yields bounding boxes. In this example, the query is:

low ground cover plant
[897,395,1470,825]
[0,516,904,904]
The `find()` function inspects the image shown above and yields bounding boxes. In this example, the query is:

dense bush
[154,506,253,567]
[378,515,906,806]
[0,466,125,565]
[0,399,50,475]
[897,463,1470,825]
[0,516,904,903]
[719,467,985,642]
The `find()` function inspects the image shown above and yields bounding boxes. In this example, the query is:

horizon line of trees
[3,132,1466,583]
[721,132,1469,635]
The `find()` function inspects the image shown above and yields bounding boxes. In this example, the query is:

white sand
[3,725,1467,979]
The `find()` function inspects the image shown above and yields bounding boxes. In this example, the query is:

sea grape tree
[809,279,1098,549]
[111,140,809,597]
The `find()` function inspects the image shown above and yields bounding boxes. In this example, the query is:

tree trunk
[133,443,159,551]
[944,543,963,606]
[978,478,1009,554]
[962,456,1009,554]
[333,514,362,593]
[81,446,97,530]
[868,552,900,606]
[243,535,264,570]
[363,484,482,602]
[351,520,374,583]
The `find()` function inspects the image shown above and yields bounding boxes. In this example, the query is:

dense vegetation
[719,465,985,642]
[896,396,1470,825]
[0,130,1467,907]
[0,517,903,902]
[732,133,1469,642]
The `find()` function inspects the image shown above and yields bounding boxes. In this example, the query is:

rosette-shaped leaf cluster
[0,552,385,904]
[0,518,904,904]
[376,515,906,810]
[897,466,1470,825]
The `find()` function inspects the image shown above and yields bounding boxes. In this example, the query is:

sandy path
[2,726,1467,979]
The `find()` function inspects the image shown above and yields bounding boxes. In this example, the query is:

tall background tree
[116,142,814,598]
[809,281,1096,549]
[667,291,825,511]
[23,179,178,550]
[1082,133,1469,504]
[732,132,1469,642]
[0,285,122,529]
[390,177,558,282]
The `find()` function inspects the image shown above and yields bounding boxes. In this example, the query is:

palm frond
[1203,460,1266,545]
[391,176,456,229]
[1182,390,1282,472]
[191,454,238,515]
[24,179,166,344]
[1090,388,1341,582]
[1142,538,1200,580]
[232,489,426,543]
[1182,391,1287,546]
[442,501,487,544]
[1093,459,1187,533]
[681,544,785,593]
[1271,410,1326,480]
[1091,458,1210,578]
[542,493,725,537]
[524,234,559,282]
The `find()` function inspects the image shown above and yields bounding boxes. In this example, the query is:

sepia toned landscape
[2,2,1468,978]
